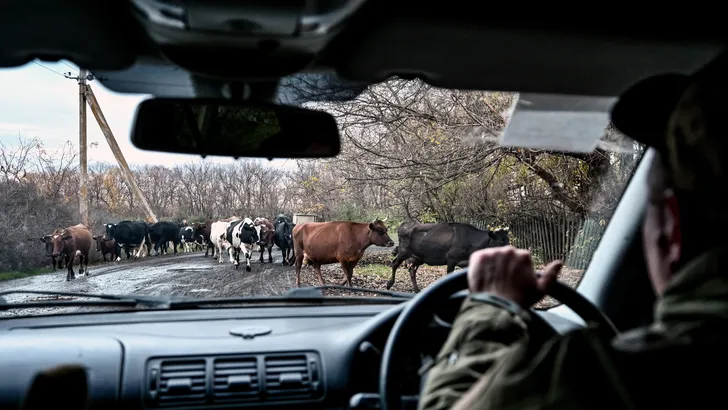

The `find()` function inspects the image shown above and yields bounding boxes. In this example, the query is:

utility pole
[84,85,158,224]
[66,69,90,226]
[78,69,89,226]
[64,68,158,225]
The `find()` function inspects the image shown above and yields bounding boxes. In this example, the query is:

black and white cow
[104,221,151,258]
[179,226,196,253]
[225,218,259,271]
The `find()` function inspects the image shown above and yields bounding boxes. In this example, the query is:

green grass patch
[0,268,53,281]
[356,263,391,278]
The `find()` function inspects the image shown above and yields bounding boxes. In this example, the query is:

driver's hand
[467,246,563,308]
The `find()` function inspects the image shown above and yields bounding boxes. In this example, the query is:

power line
[60,61,77,72]
[32,61,67,77]
[96,77,191,88]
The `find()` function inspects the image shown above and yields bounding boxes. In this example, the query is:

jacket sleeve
[419,297,636,410]
[417,297,529,410]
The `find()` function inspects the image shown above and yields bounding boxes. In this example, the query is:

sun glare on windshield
[0,63,644,316]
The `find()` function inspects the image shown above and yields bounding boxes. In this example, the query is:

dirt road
[0,245,397,317]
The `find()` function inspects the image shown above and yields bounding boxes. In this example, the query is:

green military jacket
[419,245,728,410]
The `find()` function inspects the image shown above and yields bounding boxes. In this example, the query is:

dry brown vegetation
[1,76,643,278]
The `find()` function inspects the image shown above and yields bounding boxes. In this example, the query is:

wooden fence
[473,210,606,270]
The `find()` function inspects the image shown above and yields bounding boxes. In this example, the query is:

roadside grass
[355,263,391,279]
[0,268,53,281]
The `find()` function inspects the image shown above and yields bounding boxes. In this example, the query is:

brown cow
[254,217,275,263]
[193,216,240,258]
[93,235,121,262]
[293,219,394,287]
[50,224,93,281]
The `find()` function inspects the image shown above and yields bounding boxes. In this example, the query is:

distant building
[293,213,324,225]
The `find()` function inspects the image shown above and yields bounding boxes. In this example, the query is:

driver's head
[611,51,728,295]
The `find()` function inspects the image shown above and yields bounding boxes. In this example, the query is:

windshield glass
[0,62,644,316]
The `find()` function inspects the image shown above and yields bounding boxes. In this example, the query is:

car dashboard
[0,296,582,410]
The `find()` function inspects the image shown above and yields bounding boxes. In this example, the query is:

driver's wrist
[466,292,532,323]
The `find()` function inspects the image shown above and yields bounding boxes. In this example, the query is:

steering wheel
[379,268,618,410]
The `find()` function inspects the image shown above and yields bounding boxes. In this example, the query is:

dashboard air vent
[212,357,259,402]
[155,359,206,406]
[264,354,316,399]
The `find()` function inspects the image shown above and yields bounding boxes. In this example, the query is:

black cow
[149,221,182,255]
[273,214,295,265]
[104,221,151,259]
[389,222,510,292]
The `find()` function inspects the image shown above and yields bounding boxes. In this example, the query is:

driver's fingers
[536,260,563,293]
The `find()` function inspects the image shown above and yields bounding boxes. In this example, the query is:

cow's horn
[381,217,388,222]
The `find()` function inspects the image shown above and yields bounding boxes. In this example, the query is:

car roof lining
[2,1,728,98]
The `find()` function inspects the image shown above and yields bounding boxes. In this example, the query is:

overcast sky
[0,60,294,169]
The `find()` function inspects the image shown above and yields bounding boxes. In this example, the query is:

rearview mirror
[131,98,341,159]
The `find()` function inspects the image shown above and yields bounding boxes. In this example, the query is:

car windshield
[0,62,644,316]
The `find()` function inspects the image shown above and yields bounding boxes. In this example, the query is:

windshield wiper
[0,290,174,310]
[0,286,413,312]
[157,286,413,309]
[287,285,415,299]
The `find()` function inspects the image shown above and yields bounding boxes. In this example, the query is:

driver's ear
[661,189,682,268]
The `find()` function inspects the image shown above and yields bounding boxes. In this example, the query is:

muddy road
[0,245,397,317]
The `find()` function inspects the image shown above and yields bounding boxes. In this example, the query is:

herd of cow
[38,214,511,292]
[39,214,297,281]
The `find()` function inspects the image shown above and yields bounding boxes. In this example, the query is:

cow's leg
[288,248,294,265]
[66,255,74,281]
[409,262,423,293]
[337,261,352,286]
[244,245,252,272]
[281,248,288,265]
[294,253,305,287]
[78,254,85,276]
[83,253,90,276]
[135,237,146,258]
[229,246,237,265]
[258,245,265,263]
[315,263,326,286]
[446,261,457,275]
[345,261,357,286]
[387,248,412,290]
[268,245,273,263]
[218,244,225,263]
